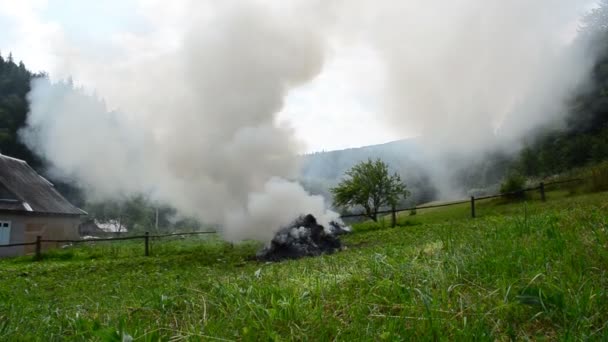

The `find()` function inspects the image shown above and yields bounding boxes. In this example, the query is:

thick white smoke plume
[21,0,598,236]
[22,1,337,241]
[335,0,597,197]
[351,0,595,149]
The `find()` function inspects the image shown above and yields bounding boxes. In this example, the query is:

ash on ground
[256,214,351,262]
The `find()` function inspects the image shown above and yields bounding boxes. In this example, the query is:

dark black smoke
[256,214,351,262]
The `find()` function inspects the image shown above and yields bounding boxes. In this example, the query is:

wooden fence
[339,178,584,226]
[0,178,583,259]
[0,231,216,260]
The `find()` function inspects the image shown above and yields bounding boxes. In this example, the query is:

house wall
[0,214,24,257]
[0,214,81,257]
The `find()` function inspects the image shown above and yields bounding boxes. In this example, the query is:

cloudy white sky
[0,0,405,153]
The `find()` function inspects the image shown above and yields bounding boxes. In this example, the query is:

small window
[0,220,11,245]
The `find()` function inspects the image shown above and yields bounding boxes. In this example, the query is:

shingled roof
[0,154,85,216]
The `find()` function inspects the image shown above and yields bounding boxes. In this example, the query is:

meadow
[0,188,607,341]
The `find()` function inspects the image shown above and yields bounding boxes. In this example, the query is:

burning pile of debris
[256,214,351,262]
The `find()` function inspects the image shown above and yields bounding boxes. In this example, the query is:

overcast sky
[0,0,406,153]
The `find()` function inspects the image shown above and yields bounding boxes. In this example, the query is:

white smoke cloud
[19,0,601,235]
[22,1,340,240]
[224,178,340,241]
[328,0,597,198]
[358,0,596,152]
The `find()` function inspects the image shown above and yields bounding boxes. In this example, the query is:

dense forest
[1,2,608,229]
[443,5,608,192]
[0,53,41,168]
[512,6,608,177]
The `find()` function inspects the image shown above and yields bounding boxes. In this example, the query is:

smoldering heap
[256,214,351,262]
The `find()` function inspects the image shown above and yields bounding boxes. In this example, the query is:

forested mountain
[513,4,608,177]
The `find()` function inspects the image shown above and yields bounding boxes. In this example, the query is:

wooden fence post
[391,204,397,228]
[540,182,546,202]
[144,232,149,257]
[471,196,476,218]
[35,235,42,260]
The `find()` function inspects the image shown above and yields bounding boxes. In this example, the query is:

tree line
[0,52,42,168]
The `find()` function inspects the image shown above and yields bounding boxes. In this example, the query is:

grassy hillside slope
[0,190,607,341]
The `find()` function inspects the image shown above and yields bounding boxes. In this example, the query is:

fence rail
[0,241,36,247]
[0,231,217,260]
[339,178,584,224]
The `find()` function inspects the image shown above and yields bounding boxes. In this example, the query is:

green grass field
[1,189,607,341]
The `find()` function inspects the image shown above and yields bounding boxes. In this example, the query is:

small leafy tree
[331,159,409,221]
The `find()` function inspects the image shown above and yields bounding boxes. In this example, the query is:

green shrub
[500,173,527,199]
[588,161,608,192]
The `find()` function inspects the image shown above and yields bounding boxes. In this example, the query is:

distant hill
[297,134,528,206]
[298,139,439,206]
[300,139,420,180]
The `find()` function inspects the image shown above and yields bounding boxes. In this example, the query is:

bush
[588,161,608,192]
[500,173,527,199]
